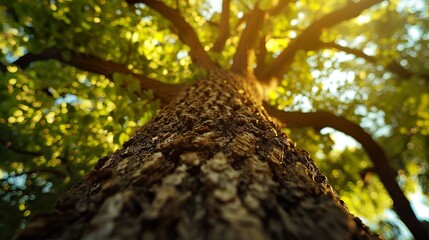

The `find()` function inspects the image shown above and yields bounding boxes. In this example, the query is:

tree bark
[17,68,379,240]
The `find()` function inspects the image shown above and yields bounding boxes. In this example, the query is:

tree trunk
[17,69,379,240]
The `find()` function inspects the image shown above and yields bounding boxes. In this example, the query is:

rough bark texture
[17,69,379,240]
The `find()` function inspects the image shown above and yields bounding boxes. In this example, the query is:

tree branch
[258,0,383,82]
[253,0,297,75]
[255,34,269,75]
[1,139,43,157]
[212,0,231,53]
[321,41,429,82]
[126,0,216,69]
[231,4,267,74]
[264,103,429,240]
[2,48,187,105]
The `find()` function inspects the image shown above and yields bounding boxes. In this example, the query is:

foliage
[0,0,428,239]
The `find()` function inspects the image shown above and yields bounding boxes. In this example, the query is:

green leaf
[81,21,91,30]
[118,132,128,145]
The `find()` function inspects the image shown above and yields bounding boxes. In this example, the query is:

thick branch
[126,0,215,69]
[231,5,267,74]
[2,48,187,105]
[255,34,269,75]
[212,0,231,53]
[258,0,383,81]
[264,103,429,240]
[321,41,429,81]
[1,139,43,157]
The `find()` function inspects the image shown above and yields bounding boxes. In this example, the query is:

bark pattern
[17,69,379,240]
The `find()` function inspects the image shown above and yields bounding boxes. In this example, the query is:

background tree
[0,0,428,239]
